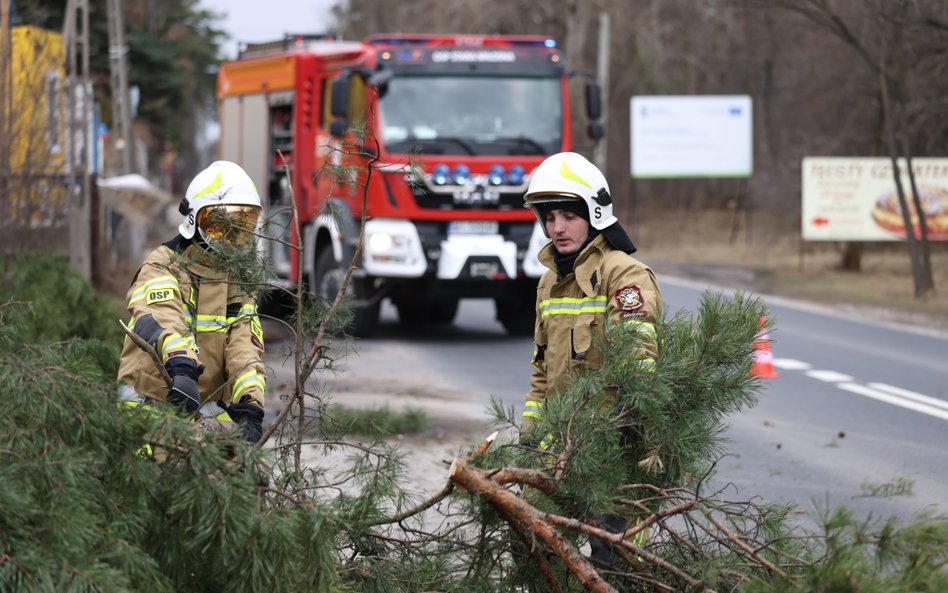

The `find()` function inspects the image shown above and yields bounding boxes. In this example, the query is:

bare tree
[768,0,937,293]
[327,0,947,287]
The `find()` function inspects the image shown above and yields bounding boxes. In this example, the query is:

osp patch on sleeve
[614,284,645,311]
[146,289,175,305]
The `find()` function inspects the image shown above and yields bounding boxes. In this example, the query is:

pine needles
[4,243,946,592]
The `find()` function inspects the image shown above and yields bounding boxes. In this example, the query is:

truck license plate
[448,221,499,235]
[470,262,500,278]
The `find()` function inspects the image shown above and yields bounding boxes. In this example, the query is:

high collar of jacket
[162,234,229,281]
[538,234,610,297]
[174,243,228,281]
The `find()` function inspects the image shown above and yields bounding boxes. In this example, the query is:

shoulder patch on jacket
[146,289,175,305]
[614,284,644,311]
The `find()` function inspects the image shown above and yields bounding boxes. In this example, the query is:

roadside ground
[638,209,948,333]
[260,323,498,496]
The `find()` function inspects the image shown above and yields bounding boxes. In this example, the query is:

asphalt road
[295,277,948,522]
[662,277,948,523]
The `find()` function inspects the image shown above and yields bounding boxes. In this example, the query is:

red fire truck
[216,33,601,336]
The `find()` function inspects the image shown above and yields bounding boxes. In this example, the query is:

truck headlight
[362,219,426,277]
[368,232,396,252]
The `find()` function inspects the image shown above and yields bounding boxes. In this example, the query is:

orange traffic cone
[750,317,780,378]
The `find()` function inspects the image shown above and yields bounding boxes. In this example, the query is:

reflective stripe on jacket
[116,243,266,410]
[521,234,662,437]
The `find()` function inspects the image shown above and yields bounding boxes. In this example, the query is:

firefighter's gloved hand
[165,357,202,414]
[227,401,264,443]
[611,401,644,449]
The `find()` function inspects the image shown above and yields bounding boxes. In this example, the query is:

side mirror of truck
[368,68,393,99]
[585,81,602,121]
[587,121,604,141]
[329,118,348,137]
[330,76,350,118]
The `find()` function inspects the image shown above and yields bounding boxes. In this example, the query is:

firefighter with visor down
[116,160,267,443]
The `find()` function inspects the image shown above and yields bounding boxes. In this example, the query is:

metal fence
[0,173,74,257]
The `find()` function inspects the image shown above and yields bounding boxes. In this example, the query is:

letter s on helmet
[523,152,616,236]
[178,160,262,240]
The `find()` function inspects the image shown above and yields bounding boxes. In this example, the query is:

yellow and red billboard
[802,157,948,241]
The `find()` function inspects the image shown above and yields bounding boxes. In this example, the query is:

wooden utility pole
[64,0,93,279]
[1,0,11,187]
[106,0,133,174]
[593,12,610,172]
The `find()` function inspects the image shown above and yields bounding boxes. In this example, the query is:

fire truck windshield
[378,75,562,156]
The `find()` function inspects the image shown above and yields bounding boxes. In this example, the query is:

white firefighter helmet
[523,152,616,236]
[178,161,262,246]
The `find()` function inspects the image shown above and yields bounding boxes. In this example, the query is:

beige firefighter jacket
[116,242,266,412]
[521,234,662,437]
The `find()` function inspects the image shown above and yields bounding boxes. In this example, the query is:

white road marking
[838,383,948,422]
[772,358,812,370]
[806,370,854,383]
[766,357,947,422]
[867,383,948,412]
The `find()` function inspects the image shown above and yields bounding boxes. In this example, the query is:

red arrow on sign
[811,217,830,226]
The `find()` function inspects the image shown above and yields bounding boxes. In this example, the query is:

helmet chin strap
[195,227,217,253]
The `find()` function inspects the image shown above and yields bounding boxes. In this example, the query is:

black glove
[227,401,264,444]
[165,357,203,414]
[611,402,644,450]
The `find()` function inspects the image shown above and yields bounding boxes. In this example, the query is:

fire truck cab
[217,33,601,336]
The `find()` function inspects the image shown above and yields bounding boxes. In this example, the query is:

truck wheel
[313,249,379,337]
[396,297,458,325]
[430,298,459,324]
[496,295,535,336]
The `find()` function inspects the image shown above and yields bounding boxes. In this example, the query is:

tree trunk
[840,242,862,272]
[900,151,936,295]
[879,68,932,298]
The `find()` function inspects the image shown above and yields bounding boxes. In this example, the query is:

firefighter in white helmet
[520,152,663,569]
[116,160,267,444]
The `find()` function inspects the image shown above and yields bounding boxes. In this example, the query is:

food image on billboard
[870,185,948,240]
[802,157,948,241]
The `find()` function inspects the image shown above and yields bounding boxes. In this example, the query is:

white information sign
[801,157,948,241]
[630,95,753,178]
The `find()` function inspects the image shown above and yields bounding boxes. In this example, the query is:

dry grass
[633,209,948,332]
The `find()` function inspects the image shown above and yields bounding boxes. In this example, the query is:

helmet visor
[197,204,260,247]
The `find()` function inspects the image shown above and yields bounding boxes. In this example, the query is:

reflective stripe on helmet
[191,170,222,200]
[559,159,592,188]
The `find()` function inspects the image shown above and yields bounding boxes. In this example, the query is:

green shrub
[1,251,124,347]
[0,323,341,593]
[328,404,429,438]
